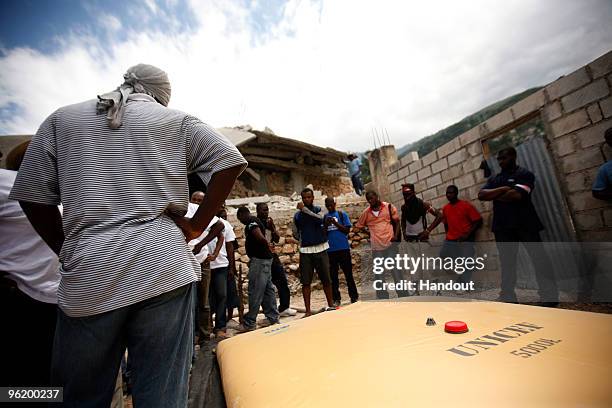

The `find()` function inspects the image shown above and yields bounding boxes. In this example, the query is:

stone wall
[386,50,612,243]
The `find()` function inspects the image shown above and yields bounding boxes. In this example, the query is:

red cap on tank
[445,321,468,334]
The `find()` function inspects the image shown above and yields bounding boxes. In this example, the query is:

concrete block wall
[386,50,612,243]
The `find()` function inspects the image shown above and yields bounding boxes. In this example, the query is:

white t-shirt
[0,169,60,303]
[186,203,219,264]
[209,218,236,269]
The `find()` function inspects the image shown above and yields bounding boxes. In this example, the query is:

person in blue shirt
[324,197,359,305]
[346,154,364,195]
[294,188,335,316]
[592,128,612,201]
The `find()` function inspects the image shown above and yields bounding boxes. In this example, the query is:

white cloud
[1,0,611,151]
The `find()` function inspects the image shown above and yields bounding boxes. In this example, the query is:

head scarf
[96,64,171,129]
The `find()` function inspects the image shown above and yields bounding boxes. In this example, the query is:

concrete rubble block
[568,191,609,212]
[599,96,612,118]
[573,210,604,230]
[546,67,591,101]
[588,51,612,79]
[417,165,432,181]
[421,150,438,167]
[484,108,514,132]
[281,244,294,254]
[425,174,443,189]
[409,160,423,174]
[553,135,576,157]
[543,101,563,122]
[587,103,603,123]
[459,127,481,147]
[511,90,546,119]
[431,157,449,174]
[550,109,590,138]
[278,255,291,264]
[447,148,469,167]
[562,147,603,174]
[561,79,610,113]
[288,264,299,272]
[436,138,459,159]
[226,195,270,206]
[240,255,250,263]
[575,119,612,149]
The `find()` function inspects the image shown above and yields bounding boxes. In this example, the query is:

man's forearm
[495,189,522,202]
[20,202,64,255]
[478,186,511,201]
[190,165,244,235]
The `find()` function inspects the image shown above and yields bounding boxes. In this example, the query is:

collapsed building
[217,125,354,198]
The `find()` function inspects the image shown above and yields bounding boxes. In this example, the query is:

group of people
[1,59,610,408]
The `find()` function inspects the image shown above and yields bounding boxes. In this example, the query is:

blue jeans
[209,266,228,331]
[52,284,195,408]
[244,258,279,329]
[440,240,476,284]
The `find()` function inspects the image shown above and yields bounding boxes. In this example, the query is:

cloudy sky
[1,0,611,151]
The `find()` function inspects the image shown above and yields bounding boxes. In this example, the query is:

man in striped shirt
[9,64,247,407]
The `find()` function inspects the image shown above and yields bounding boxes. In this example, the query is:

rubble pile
[224,188,370,295]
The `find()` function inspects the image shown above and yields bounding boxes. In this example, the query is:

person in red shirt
[429,185,482,288]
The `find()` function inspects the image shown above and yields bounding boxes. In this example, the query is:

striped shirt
[9,93,247,317]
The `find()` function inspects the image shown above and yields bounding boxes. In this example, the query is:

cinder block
[564,172,589,193]
[587,103,603,123]
[388,170,400,183]
[422,187,437,201]
[466,141,482,157]
[462,156,482,173]
[573,211,603,230]
[417,165,432,181]
[553,135,576,157]
[431,157,449,174]
[568,191,608,212]
[543,100,563,122]
[448,148,469,167]
[421,151,438,166]
[511,90,546,119]
[426,173,443,189]
[485,109,514,132]
[400,152,419,167]
[561,79,610,113]
[431,197,446,210]
[550,109,590,138]
[562,147,604,173]
[436,138,459,159]
[389,162,400,174]
[546,67,590,101]
[409,160,423,174]
[437,184,448,197]
[459,127,481,146]
[398,166,410,179]
[576,119,612,149]
[441,165,463,182]
[404,174,418,184]
[588,51,612,79]
[454,173,476,189]
[600,97,612,118]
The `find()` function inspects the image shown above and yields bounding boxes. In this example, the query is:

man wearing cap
[10,64,247,407]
